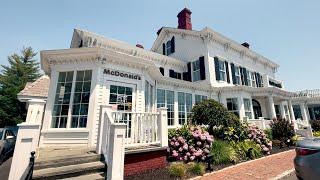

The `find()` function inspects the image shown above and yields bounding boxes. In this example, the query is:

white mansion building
[9,7,320,180]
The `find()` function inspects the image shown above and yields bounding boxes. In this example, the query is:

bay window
[157,89,174,126]
[52,70,92,128]
[178,92,192,125]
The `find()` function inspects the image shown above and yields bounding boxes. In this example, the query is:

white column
[174,91,179,127]
[288,100,298,129]
[268,95,277,119]
[300,103,309,122]
[9,123,41,180]
[280,102,286,119]
[238,96,245,122]
[158,107,168,147]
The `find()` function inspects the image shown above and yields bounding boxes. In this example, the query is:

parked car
[294,138,320,180]
[0,128,16,164]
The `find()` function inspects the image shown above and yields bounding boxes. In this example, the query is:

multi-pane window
[157,89,175,126]
[218,60,226,81]
[195,95,207,104]
[71,70,92,128]
[246,71,252,87]
[145,81,154,112]
[166,40,172,55]
[293,105,302,120]
[178,92,192,125]
[192,60,201,82]
[227,98,239,117]
[52,70,92,128]
[251,72,256,87]
[244,98,252,119]
[52,72,74,128]
[234,66,241,85]
[109,85,133,111]
[284,105,290,120]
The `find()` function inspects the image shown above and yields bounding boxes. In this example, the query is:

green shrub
[264,128,273,140]
[310,120,320,131]
[313,131,320,137]
[167,162,187,178]
[210,140,238,164]
[232,140,262,160]
[187,162,206,176]
[191,99,240,132]
[270,118,295,145]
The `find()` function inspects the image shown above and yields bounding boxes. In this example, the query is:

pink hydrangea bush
[247,125,272,154]
[167,126,214,162]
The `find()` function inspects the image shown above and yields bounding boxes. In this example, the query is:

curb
[269,169,295,180]
[189,149,295,180]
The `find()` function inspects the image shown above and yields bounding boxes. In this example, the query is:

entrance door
[107,82,136,138]
[252,99,262,119]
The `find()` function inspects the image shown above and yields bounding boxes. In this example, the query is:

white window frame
[251,72,257,87]
[178,92,192,125]
[192,60,201,82]
[195,94,207,104]
[166,40,172,55]
[246,71,252,87]
[218,60,227,81]
[234,66,241,85]
[243,98,253,119]
[51,70,93,129]
[226,98,239,116]
[157,89,175,126]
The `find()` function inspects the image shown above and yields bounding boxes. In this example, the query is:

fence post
[96,105,113,154]
[107,123,126,180]
[9,123,41,180]
[157,107,168,147]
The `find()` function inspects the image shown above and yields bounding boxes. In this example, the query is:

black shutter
[260,74,263,87]
[214,57,220,81]
[171,36,175,53]
[159,67,164,76]
[255,72,260,87]
[169,69,175,78]
[199,56,206,80]
[183,72,188,81]
[240,67,244,85]
[187,62,192,82]
[243,68,248,86]
[225,61,230,83]
[231,63,236,84]
[162,43,166,55]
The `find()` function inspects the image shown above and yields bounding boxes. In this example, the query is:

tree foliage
[191,99,240,129]
[0,47,40,127]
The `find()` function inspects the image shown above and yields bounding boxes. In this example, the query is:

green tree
[0,47,40,127]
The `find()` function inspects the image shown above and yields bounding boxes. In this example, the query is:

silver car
[0,128,16,164]
[294,138,320,180]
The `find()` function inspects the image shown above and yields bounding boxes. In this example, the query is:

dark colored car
[294,138,320,180]
[0,128,16,164]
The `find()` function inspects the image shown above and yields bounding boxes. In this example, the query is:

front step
[62,172,106,180]
[34,153,103,170]
[33,161,105,180]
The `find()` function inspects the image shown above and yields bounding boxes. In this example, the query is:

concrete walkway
[200,150,295,180]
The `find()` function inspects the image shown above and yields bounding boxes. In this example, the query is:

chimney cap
[136,44,144,49]
[241,42,250,48]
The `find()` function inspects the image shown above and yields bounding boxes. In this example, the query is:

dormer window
[162,36,175,55]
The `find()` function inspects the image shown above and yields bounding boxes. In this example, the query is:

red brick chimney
[177,8,192,30]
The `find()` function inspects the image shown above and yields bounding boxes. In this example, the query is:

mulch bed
[124,146,295,180]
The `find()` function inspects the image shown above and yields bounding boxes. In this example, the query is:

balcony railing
[294,89,320,98]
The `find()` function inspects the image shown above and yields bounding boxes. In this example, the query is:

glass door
[108,82,136,139]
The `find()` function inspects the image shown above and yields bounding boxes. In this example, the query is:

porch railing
[247,117,272,130]
[112,112,160,147]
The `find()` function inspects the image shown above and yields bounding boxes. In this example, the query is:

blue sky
[0,0,319,91]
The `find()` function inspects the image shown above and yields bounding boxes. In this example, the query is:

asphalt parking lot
[0,157,12,180]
